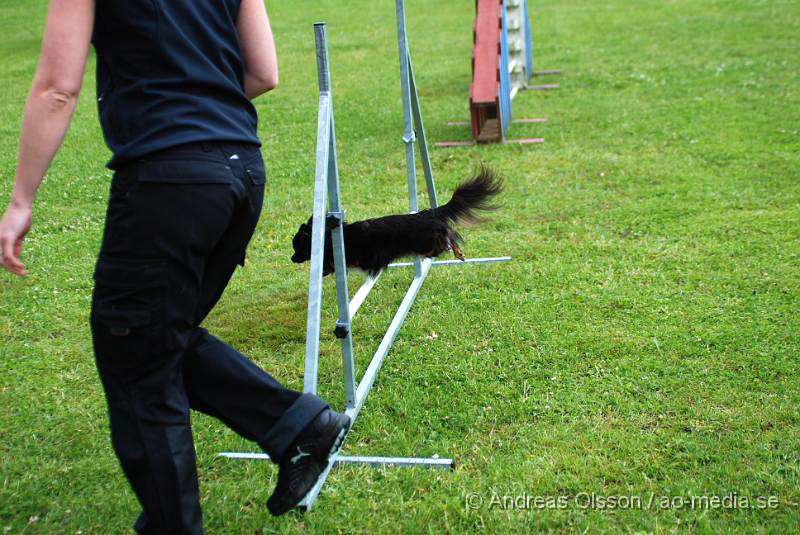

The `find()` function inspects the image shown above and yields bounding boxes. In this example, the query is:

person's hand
[0,202,33,276]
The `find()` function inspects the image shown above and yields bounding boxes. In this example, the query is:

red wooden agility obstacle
[437,0,559,147]
[470,0,505,143]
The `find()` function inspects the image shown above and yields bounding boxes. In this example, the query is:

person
[0,0,350,532]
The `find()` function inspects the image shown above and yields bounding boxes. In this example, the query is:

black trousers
[90,142,326,534]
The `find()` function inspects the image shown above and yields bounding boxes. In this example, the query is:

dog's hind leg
[450,241,465,261]
[445,228,465,261]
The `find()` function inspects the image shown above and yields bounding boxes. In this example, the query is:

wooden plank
[476,118,501,142]
[470,0,501,104]
[434,141,476,147]
[449,118,547,125]
[434,138,545,148]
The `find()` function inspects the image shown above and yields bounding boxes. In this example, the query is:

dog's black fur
[290,167,503,276]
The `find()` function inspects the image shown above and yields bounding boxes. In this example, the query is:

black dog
[290,167,503,276]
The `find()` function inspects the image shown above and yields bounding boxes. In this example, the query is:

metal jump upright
[220,1,510,512]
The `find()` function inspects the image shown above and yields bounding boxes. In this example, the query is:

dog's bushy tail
[433,166,503,225]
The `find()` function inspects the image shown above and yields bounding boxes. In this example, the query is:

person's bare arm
[237,0,278,99]
[0,0,95,276]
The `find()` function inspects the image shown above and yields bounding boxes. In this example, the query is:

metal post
[303,25,335,394]
[499,1,513,140]
[396,0,417,214]
[395,0,424,279]
[315,24,358,408]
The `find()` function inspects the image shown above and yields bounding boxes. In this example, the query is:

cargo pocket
[91,306,152,364]
[90,258,168,370]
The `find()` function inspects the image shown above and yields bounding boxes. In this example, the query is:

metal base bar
[525,83,560,90]
[219,452,454,470]
[330,456,455,469]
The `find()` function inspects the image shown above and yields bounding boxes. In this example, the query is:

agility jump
[221,0,510,511]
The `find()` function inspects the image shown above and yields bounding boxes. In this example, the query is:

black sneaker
[267,408,351,516]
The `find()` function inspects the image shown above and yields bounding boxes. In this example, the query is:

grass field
[1,0,799,533]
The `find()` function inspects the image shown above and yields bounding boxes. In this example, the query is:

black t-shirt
[92,0,261,169]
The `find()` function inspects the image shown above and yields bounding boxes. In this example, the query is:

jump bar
[388,256,512,268]
[348,271,382,321]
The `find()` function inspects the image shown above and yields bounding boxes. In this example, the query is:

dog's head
[290,216,339,275]
[290,216,314,264]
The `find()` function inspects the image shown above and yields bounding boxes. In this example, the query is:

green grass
[1,0,799,533]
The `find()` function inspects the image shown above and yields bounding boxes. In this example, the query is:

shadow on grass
[206,290,308,350]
